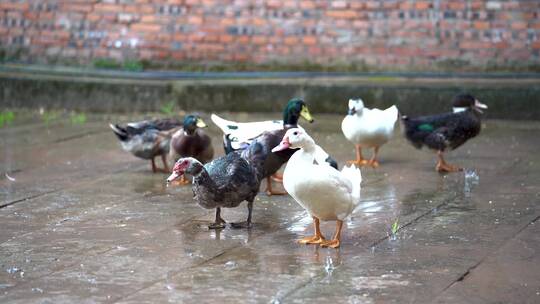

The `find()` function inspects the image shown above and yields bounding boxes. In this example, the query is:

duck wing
[211,113,284,151]
[402,112,455,149]
[206,153,259,195]
[241,129,295,180]
[127,118,182,132]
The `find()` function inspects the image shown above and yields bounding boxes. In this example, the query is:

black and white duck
[212,98,338,195]
[167,153,260,229]
[109,118,182,173]
[401,93,487,172]
[169,115,214,184]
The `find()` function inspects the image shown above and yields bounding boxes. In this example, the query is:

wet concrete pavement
[1,113,539,303]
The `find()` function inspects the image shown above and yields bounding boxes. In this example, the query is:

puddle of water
[351,273,409,290]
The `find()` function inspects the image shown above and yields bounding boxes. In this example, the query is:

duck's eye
[293,131,298,135]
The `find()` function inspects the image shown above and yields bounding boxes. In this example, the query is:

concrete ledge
[2,64,540,119]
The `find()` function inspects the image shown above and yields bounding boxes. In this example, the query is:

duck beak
[300,105,314,123]
[348,108,356,115]
[272,136,291,152]
[475,99,488,109]
[474,99,488,113]
[166,171,183,184]
[195,118,207,128]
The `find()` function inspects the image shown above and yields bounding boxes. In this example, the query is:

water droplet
[6,267,21,274]
[224,261,237,270]
[324,256,335,275]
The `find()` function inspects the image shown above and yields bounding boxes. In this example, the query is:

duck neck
[192,168,217,190]
[296,140,317,163]
[183,127,196,136]
[283,110,299,127]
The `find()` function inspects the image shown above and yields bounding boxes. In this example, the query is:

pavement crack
[437,214,540,297]
[51,129,108,144]
[0,189,59,209]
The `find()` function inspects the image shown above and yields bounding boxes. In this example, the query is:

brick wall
[1,0,539,69]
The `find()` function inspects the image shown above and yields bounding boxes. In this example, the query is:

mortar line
[435,213,540,299]
[109,214,309,304]
[279,191,457,302]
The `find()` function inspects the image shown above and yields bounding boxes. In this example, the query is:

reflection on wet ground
[0,113,539,303]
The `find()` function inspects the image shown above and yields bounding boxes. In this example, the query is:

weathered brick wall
[1,0,539,69]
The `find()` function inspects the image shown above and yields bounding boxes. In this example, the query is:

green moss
[0,110,15,127]
[93,58,122,69]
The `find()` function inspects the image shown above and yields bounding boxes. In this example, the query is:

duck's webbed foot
[320,220,343,249]
[298,216,325,245]
[347,159,369,166]
[297,235,325,245]
[320,239,340,248]
[208,220,226,229]
[436,151,463,173]
[367,160,380,168]
[230,221,252,229]
[347,145,369,166]
[265,177,287,196]
[231,201,253,229]
[208,208,226,229]
[436,162,462,173]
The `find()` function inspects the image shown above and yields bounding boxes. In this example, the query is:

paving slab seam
[0,190,59,209]
[51,129,109,144]
[108,249,233,303]
[278,192,459,302]
[0,163,145,210]
[278,156,528,302]
[435,213,540,300]
[0,211,206,294]
[110,211,317,304]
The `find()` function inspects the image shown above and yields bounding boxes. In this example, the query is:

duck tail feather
[341,165,362,202]
[109,123,129,141]
[211,114,236,134]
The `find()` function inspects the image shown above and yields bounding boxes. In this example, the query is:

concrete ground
[0,112,539,303]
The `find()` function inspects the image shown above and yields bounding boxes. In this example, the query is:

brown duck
[169,115,214,184]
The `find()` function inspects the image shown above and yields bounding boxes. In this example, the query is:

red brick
[283,36,298,45]
[220,35,233,43]
[252,36,267,45]
[0,2,29,10]
[331,1,348,9]
[415,1,432,10]
[511,21,527,30]
[63,3,93,13]
[94,4,123,13]
[326,10,357,19]
[302,36,317,45]
[474,21,490,30]
[300,1,315,9]
[131,23,161,33]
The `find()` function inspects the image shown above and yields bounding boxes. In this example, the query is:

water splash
[224,260,237,270]
[324,256,335,276]
[464,169,480,196]
[6,267,21,274]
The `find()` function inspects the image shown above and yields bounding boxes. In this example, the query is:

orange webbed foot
[320,239,340,248]
[297,235,325,245]
[436,162,463,173]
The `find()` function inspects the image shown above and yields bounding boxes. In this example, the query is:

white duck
[272,128,362,248]
[341,98,398,168]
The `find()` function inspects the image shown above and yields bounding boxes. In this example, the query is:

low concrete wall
[2,67,539,120]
